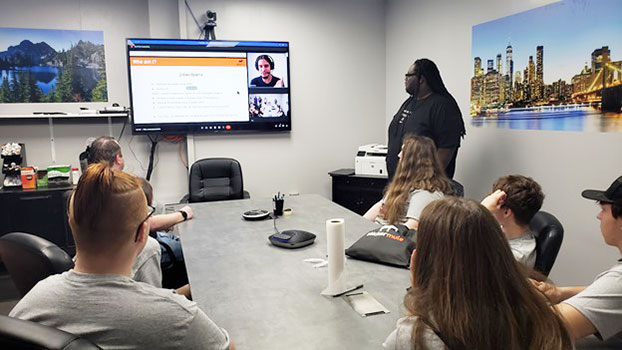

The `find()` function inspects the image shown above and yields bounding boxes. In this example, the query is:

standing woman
[386,58,465,181]
[364,135,453,230]
[383,197,572,349]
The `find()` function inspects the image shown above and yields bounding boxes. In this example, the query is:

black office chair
[185,157,250,203]
[449,179,464,197]
[0,315,101,349]
[529,211,564,277]
[0,232,74,297]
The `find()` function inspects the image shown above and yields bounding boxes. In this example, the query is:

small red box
[21,167,37,189]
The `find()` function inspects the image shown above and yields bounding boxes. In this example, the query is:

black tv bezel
[126,38,292,135]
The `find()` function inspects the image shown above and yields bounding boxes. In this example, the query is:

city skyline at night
[471,0,622,115]
[472,0,621,85]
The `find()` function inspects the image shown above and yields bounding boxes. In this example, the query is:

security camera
[203,10,217,40]
[206,10,217,22]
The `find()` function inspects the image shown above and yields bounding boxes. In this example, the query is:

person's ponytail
[72,162,114,230]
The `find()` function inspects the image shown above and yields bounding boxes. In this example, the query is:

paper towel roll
[321,218,347,295]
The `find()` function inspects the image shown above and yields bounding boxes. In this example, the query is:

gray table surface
[173,194,410,349]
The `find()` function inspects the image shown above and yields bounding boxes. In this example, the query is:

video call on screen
[127,39,291,133]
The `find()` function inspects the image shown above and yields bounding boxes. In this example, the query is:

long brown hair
[382,135,452,224]
[406,197,572,349]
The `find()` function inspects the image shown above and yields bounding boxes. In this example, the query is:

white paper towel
[321,218,347,295]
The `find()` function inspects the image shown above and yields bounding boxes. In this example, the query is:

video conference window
[127,39,291,134]
[249,94,289,119]
[247,53,289,88]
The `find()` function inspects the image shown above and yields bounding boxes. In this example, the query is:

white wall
[1,0,387,205]
[0,0,148,114]
[385,0,622,285]
[0,0,190,204]
[177,0,387,199]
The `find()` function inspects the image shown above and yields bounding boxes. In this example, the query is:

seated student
[84,136,193,287]
[364,135,453,230]
[534,175,622,347]
[138,177,191,291]
[10,163,234,349]
[480,175,543,268]
[383,197,572,349]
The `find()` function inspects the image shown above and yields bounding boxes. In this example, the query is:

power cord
[272,211,280,234]
[145,135,159,181]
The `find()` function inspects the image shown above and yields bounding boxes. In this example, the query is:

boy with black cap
[534,175,622,346]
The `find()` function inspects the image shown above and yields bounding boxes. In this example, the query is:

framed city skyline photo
[0,27,107,104]
[470,0,622,132]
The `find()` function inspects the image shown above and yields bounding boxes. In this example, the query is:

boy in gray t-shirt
[10,163,233,350]
[533,175,622,345]
[10,270,230,349]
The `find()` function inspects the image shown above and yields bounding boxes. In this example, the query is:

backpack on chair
[153,231,189,289]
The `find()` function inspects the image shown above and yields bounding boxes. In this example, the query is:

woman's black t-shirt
[386,93,465,179]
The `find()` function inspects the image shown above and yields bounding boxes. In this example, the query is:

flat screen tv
[126,38,291,134]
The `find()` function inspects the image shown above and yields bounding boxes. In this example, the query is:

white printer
[355,144,388,177]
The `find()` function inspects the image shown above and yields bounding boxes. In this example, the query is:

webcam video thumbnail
[247,53,289,88]
[249,93,289,118]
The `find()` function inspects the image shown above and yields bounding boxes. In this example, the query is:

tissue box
[47,164,71,187]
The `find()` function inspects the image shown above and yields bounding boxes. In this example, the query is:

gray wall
[384,0,622,285]
[0,0,387,205]
[178,0,387,200]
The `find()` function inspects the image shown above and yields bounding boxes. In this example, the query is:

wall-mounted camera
[203,10,217,40]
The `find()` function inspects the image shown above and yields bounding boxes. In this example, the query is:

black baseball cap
[582,176,622,203]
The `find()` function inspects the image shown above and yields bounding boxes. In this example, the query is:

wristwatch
[179,210,188,221]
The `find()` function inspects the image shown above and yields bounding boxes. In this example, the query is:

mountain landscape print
[0,27,107,103]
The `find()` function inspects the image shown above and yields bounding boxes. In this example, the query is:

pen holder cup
[273,198,284,216]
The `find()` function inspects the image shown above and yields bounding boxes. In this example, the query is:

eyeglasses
[405,72,418,78]
[135,205,156,242]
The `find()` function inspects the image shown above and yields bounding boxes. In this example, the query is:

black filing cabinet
[0,186,75,255]
[329,169,388,216]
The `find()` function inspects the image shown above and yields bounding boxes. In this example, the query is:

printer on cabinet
[354,144,388,177]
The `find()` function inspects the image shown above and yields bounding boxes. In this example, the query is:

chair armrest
[243,190,250,199]
[179,194,189,203]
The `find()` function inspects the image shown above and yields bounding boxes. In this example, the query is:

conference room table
[173,194,410,349]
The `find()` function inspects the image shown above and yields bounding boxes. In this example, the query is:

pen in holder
[273,193,284,216]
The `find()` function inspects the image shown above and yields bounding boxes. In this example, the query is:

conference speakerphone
[126,38,292,135]
[269,230,316,249]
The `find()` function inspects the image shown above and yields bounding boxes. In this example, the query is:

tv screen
[126,39,291,134]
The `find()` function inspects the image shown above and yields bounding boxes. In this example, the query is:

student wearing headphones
[10,163,234,349]
[250,54,284,87]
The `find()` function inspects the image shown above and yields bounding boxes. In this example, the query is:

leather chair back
[449,179,464,197]
[529,211,564,277]
[0,232,74,297]
[0,315,101,350]
[189,158,245,203]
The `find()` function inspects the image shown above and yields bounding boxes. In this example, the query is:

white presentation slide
[130,57,249,124]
